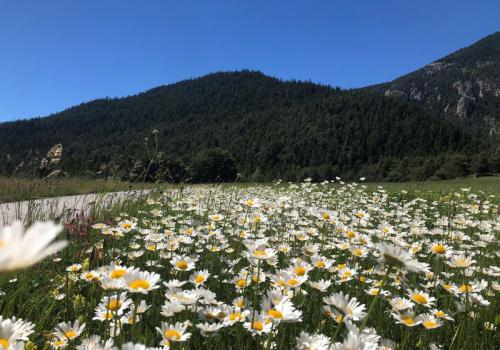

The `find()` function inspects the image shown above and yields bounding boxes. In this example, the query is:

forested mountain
[372,32,500,134]
[0,34,499,182]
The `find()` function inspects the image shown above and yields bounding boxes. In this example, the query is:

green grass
[363,176,500,196]
[0,177,162,203]
[1,176,498,204]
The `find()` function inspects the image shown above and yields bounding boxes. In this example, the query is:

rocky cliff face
[375,32,500,135]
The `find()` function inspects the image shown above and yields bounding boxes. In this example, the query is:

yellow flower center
[229,312,241,321]
[267,309,283,319]
[235,300,245,308]
[315,261,325,268]
[322,213,330,220]
[129,279,150,290]
[164,329,182,340]
[423,320,438,328]
[65,330,77,339]
[459,284,473,293]
[294,266,306,276]
[434,311,445,318]
[123,223,132,229]
[342,271,352,278]
[110,269,127,279]
[176,261,188,270]
[287,278,299,287]
[353,249,363,256]
[253,249,267,257]
[235,279,246,288]
[194,275,206,284]
[252,321,264,331]
[0,339,9,349]
[432,245,446,254]
[402,317,414,325]
[347,230,356,238]
[108,300,121,311]
[412,293,428,304]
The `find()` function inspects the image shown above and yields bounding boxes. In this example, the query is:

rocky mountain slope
[372,32,500,134]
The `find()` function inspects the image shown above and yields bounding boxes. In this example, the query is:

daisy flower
[161,301,185,317]
[420,314,442,329]
[407,289,436,308]
[190,270,210,286]
[311,255,332,270]
[389,297,414,311]
[99,263,133,280]
[431,309,454,321]
[54,320,86,341]
[243,314,272,336]
[123,270,161,294]
[261,294,302,323]
[375,242,426,273]
[296,331,331,350]
[0,221,67,272]
[196,322,226,337]
[392,311,423,327]
[170,255,197,271]
[118,220,137,232]
[223,307,250,325]
[308,279,333,292]
[447,254,476,268]
[156,321,191,342]
[323,291,366,322]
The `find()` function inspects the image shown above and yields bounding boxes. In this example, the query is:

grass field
[0,176,498,204]
[0,177,162,203]
[364,176,500,196]
[0,179,498,349]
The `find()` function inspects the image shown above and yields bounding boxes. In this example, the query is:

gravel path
[0,190,149,228]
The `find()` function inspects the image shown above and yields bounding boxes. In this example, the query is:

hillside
[1,33,500,182]
[373,32,500,134]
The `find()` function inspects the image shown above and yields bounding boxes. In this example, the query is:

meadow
[0,179,498,349]
[0,177,160,204]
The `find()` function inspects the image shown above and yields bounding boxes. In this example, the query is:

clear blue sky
[1,1,499,121]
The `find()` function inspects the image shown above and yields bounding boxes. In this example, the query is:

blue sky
[1,1,499,121]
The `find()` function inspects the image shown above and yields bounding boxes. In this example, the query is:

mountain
[1,34,499,182]
[372,32,500,134]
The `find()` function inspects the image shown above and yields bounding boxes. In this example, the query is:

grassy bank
[0,177,161,203]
